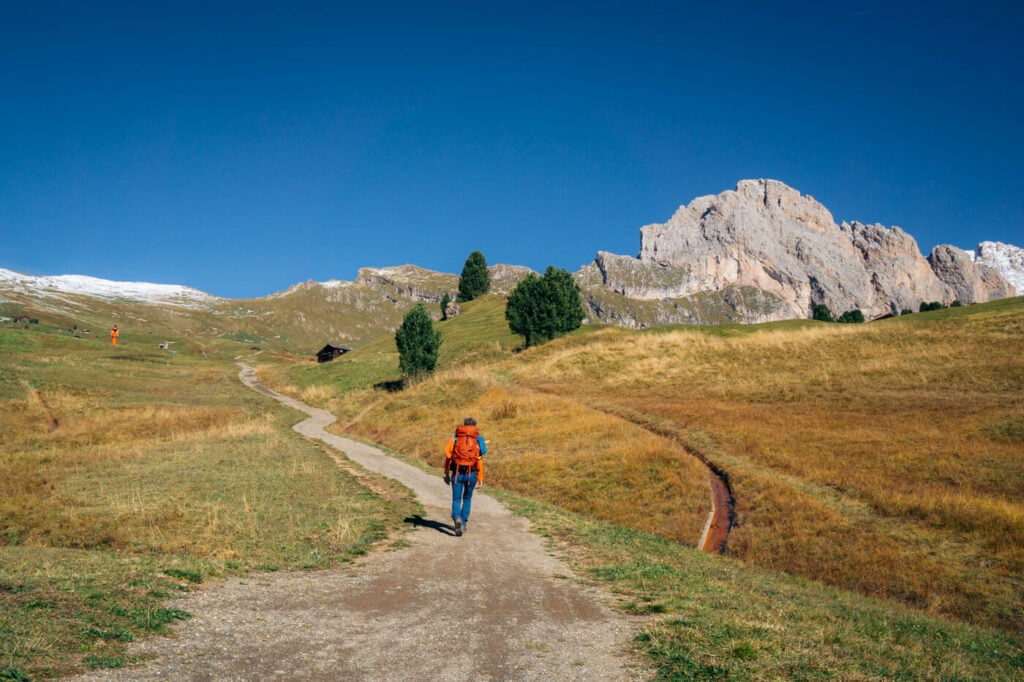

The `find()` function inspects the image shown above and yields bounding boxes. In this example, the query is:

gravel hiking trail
[67,365,649,681]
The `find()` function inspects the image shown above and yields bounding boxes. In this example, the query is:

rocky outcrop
[355,266,456,304]
[583,179,1016,326]
[488,264,535,294]
[928,245,1016,304]
[841,221,951,314]
[578,252,792,325]
[443,301,462,320]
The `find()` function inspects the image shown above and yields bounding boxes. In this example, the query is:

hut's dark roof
[318,343,352,353]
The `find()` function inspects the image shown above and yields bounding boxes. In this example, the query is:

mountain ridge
[3,179,1021,347]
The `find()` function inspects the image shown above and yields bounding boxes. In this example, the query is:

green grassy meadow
[0,329,417,679]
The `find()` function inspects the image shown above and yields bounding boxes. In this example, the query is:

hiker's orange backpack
[452,424,481,468]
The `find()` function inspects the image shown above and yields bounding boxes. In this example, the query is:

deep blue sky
[2,1,1022,298]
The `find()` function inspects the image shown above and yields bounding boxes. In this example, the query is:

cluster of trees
[505,266,585,348]
[396,251,585,380]
[920,300,960,312]
[814,299,964,324]
[812,304,864,324]
[900,301,961,315]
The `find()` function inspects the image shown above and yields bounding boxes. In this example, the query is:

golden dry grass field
[297,297,1024,637]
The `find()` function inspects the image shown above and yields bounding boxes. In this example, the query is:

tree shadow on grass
[404,515,458,536]
[373,379,405,392]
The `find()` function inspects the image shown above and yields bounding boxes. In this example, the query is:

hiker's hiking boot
[454,519,463,537]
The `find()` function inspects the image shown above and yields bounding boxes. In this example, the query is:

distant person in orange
[110,324,119,345]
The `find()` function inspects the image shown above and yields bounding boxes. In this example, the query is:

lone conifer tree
[395,303,442,378]
[458,251,490,302]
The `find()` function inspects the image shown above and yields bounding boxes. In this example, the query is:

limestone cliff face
[928,245,1016,304]
[585,179,1015,325]
[840,221,951,314]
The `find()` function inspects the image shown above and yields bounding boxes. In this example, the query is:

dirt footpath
[67,366,648,681]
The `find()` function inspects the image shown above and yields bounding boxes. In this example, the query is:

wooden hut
[317,344,352,363]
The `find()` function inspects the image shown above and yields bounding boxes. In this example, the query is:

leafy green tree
[505,266,585,347]
[395,304,442,378]
[812,304,834,322]
[440,293,451,321]
[920,301,945,312]
[458,251,491,302]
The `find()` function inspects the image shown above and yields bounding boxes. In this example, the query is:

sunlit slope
[262,294,531,397]
[501,297,1024,634]
[329,297,1024,635]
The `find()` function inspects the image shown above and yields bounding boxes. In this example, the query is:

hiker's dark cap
[464,417,476,426]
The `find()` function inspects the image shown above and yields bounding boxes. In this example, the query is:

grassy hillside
[328,298,1024,635]
[0,267,460,358]
[0,328,418,679]
[258,294,528,403]
[504,299,1024,633]
[4,291,1023,679]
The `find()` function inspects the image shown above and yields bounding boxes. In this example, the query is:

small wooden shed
[317,344,352,363]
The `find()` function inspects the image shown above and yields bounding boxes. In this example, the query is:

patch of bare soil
[65,366,650,681]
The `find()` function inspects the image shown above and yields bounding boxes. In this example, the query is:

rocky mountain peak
[586,179,1018,326]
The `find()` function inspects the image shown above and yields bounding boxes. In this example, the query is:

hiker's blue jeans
[451,472,478,525]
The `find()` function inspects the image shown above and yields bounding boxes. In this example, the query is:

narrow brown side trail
[68,365,647,681]
[699,473,733,554]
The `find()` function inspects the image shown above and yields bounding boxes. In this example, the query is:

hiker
[110,324,119,346]
[443,417,487,536]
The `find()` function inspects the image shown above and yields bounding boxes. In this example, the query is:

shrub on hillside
[395,303,442,378]
[812,304,834,322]
[440,293,451,321]
[837,309,865,324]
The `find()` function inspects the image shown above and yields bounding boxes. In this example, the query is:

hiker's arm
[443,437,454,483]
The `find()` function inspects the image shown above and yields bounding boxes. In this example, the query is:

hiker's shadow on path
[405,515,459,536]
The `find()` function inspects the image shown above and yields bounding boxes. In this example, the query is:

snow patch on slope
[973,242,1024,295]
[0,269,221,306]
